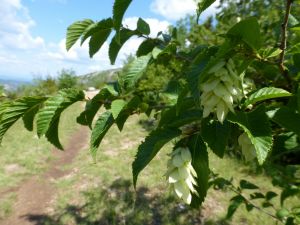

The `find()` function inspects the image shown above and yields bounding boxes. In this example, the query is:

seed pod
[200,59,243,123]
[166,147,198,204]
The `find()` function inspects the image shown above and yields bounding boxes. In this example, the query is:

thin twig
[227,185,283,223]
[278,0,293,87]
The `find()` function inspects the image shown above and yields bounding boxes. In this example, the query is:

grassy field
[0,103,82,219]
[26,114,296,225]
[0,104,298,224]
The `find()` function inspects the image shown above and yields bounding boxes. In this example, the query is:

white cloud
[0,2,170,80]
[0,0,45,50]
[150,0,220,21]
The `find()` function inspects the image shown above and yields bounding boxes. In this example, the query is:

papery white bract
[200,59,243,123]
[166,147,198,204]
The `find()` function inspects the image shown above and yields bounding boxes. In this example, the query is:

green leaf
[132,128,181,188]
[187,47,217,103]
[260,48,282,59]
[267,106,300,137]
[227,17,261,50]
[111,99,126,120]
[81,18,113,45]
[226,195,245,219]
[86,19,113,57]
[244,87,292,107]
[291,23,300,31]
[158,97,201,129]
[228,105,273,165]
[137,18,150,35]
[22,104,41,131]
[197,43,231,85]
[77,86,118,127]
[66,19,94,51]
[240,180,259,189]
[119,54,151,91]
[201,119,231,158]
[109,28,137,64]
[46,116,63,150]
[196,0,217,23]
[0,97,47,144]
[187,134,209,208]
[90,111,114,160]
[136,39,156,57]
[89,29,112,57]
[113,0,132,31]
[115,96,141,131]
[37,89,85,149]
[281,187,300,205]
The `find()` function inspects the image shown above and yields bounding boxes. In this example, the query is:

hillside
[79,68,121,88]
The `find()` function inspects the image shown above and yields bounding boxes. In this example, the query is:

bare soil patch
[0,127,89,225]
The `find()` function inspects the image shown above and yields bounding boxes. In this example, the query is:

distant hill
[0,79,31,91]
[79,68,121,88]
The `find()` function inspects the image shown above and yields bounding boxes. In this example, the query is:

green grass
[34,115,299,225]
[1,109,298,224]
[0,102,82,219]
[0,193,16,220]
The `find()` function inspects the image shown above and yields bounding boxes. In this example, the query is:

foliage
[1,0,300,223]
[57,69,78,90]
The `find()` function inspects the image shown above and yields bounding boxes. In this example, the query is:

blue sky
[0,0,218,81]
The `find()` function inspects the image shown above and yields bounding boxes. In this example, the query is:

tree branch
[278,0,293,87]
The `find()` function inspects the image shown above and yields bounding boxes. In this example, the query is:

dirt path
[0,126,89,225]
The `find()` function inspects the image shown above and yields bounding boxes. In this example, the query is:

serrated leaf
[136,39,156,57]
[113,0,132,31]
[111,99,126,120]
[201,119,231,158]
[77,86,118,128]
[66,19,94,51]
[244,87,291,107]
[90,111,114,160]
[115,96,141,131]
[81,18,113,45]
[22,104,41,131]
[132,128,181,188]
[36,89,85,149]
[187,134,209,208]
[267,106,300,137]
[137,18,150,35]
[109,28,137,64]
[119,54,151,91]
[0,97,47,144]
[228,105,273,165]
[227,17,261,50]
[158,97,200,129]
[46,117,63,150]
[89,29,112,57]
[197,0,217,23]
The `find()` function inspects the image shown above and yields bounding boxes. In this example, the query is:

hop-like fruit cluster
[238,132,256,161]
[166,147,198,204]
[200,59,242,123]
